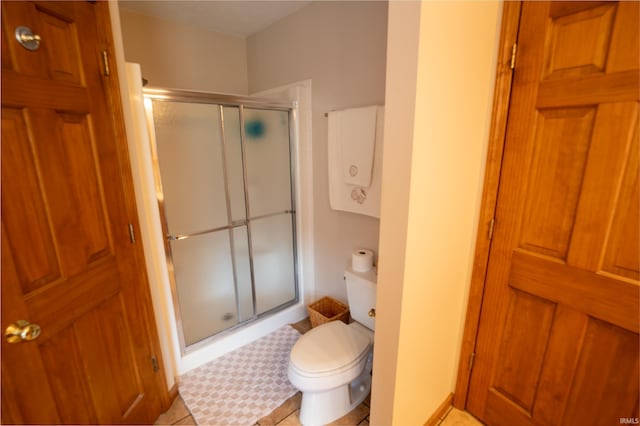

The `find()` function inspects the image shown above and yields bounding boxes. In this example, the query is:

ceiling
[118,1,312,39]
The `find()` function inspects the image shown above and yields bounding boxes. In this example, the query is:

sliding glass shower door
[147,92,297,349]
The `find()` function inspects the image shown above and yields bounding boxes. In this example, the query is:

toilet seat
[290,320,371,377]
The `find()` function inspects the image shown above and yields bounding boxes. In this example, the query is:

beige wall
[119,9,248,94]
[246,1,388,303]
[371,1,502,424]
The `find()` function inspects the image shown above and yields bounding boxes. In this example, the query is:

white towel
[328,106,384,218]
[331,106,378,187]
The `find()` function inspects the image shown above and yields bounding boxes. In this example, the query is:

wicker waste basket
[307,296,350,328]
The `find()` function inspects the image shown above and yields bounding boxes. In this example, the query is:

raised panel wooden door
[467,2,639,425]
[1,2,167,424]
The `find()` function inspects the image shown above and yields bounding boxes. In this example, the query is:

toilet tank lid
[290,321,371,374]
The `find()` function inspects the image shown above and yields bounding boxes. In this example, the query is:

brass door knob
[15,26,41,51]
[368,308,376,318]
[5,320,41,343]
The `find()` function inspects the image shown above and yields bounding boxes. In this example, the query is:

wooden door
[467,2,639,425]
[1,2,168,424]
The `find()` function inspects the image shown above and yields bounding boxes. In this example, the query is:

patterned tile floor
[179,325,300,425]
[154,318,482,426]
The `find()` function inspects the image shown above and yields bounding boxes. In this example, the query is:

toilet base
[299,354,372,426]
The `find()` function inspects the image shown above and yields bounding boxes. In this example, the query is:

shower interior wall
[115,1,387,378]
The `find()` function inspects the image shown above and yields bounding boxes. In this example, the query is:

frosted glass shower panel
[145,90,299,349]
[153,101,228,235]
[171,232,238,346]
[251,214,296,315]
[232,226,253,322]
[244,108,292,216]
[222,107,247,222]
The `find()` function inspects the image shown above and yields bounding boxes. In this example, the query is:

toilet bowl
[288,267,377,425]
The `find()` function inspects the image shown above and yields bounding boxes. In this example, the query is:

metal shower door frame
[143,87,299,354]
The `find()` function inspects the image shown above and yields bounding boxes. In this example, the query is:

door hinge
[128,223,135,243]
[510,43,517,70]
[488,217,495,240]
[469,352,476,373]
[101,50,110,76]
[151,356,160,372]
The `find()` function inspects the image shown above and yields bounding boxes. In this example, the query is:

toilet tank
[344,267,377,331]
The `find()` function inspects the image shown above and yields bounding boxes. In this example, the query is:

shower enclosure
[143,88,298,351]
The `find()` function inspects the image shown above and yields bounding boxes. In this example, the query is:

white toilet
[288,267,377,425]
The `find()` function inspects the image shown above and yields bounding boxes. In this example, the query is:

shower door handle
[167,221,249,242]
